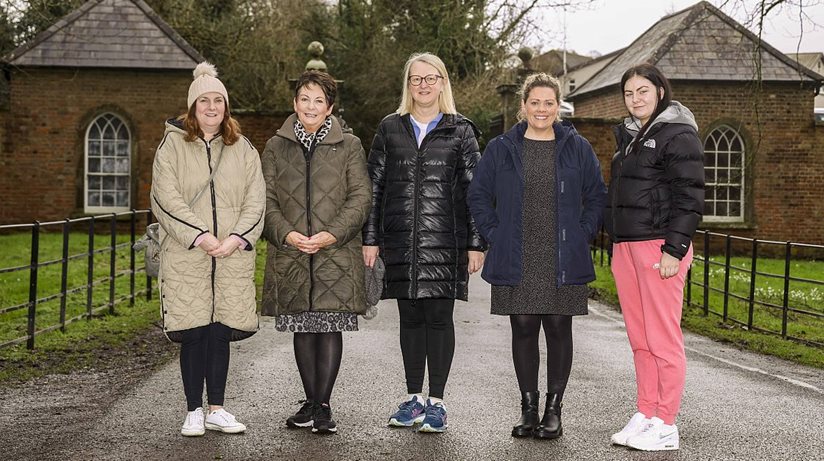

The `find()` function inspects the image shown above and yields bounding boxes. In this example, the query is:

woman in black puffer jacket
[363,52,485,433]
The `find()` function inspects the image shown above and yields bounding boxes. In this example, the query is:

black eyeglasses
[408,74,443,86]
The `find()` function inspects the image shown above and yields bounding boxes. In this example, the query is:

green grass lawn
[590,249,824,369]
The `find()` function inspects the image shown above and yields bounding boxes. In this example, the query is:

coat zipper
[205,139,218,322]
[305,140,316,311]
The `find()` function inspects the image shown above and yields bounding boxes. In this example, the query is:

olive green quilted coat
[261,114,371,316]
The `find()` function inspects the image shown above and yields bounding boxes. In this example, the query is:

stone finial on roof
[305,41,328,72]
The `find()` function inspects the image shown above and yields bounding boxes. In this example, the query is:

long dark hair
[620,63,672,154]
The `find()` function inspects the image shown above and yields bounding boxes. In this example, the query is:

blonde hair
[396,52,457,115]
[517,72,563,123]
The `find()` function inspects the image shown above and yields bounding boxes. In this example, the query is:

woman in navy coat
[468,73,606,439]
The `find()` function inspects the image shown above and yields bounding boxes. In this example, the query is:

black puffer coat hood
[363,112,486,300]
[605,101,705,259]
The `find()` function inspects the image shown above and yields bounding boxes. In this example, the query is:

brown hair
[179,101,241,145]
[294,70,337,106]
[517,72,563,122]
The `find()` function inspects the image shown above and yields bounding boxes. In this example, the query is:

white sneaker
[205,408,247,434]
[610,412,650,446]
[181,407,205,437]
[626,416,679,451]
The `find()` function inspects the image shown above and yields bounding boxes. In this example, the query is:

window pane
[115,176,129,190]
[102,192,115,207]
[717,169,728,183]
[103,124,116,140]
[116,140,129,156]
[116,191,129,207]
[704,201,714,215]
[729,201,741,216]
[717,201,728,216]
[102,176,115,190]
[705,169,716,184]
[716,135,729,152]
[88,158,100,173]
[705,152,716,167]
[89,124,100,140]
[102,141,115,157]
[718,152,729,167]
[731,137,742,152]
[88,176,101,190]
[101,158,115,173]
[88,191,101,206]
[88,140,101,157]
[115,158,129,173]
[116,124,128,140]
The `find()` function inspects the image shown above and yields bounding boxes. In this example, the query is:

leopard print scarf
[293,116,332,151]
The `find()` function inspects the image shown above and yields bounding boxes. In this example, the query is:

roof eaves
[568,3,698,99]
[132,0,204,64]
[702,1,824,83]
[2,0,101,64]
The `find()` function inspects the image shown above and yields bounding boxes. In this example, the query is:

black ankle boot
[511,391,540,437]
[534,393,562,439]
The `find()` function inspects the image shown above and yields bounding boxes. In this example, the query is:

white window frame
[703,124,745,223]
[84,113,131,214]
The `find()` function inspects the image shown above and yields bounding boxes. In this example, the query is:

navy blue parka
[467,120,607,286]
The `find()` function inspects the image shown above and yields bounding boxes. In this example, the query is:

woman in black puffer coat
[363,52,485,433]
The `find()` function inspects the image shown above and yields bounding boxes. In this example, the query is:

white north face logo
[643,139,656,148]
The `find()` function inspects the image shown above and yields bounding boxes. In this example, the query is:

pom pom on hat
[187,61,229,108]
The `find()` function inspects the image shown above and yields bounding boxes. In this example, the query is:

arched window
[85,113,130,213]
[703,125,745,222]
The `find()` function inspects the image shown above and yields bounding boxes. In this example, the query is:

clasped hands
[286,231,337,255]
[198,234,243,259]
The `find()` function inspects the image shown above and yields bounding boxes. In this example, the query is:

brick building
[565,1,824,244]
[0,0,288,224]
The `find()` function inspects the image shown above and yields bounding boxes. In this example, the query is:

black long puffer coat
[363,113,486,300]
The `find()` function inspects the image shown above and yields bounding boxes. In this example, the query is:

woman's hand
[301,231,337,254]
[363,246,379,268]
[208,237,241,259]
[285,231,309,249]
[197,233,221,253]
[468,250,485,274]
[658,251,680,279]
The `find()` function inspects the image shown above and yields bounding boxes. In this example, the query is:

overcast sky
[535,0,824,56]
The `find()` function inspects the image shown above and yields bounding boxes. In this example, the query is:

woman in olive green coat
[261,71,371,435]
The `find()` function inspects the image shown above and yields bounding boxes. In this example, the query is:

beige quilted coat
[261,114,371,316]
[151,120,265,340]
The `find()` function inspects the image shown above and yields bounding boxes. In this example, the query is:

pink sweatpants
[611,239,693,425]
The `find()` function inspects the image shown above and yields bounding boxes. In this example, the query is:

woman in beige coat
[151,62,265,437]
[261,71,371,435]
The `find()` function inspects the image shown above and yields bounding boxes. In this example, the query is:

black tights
[397,298,455,399]
[510,314,573,399]
[180,322,232,411]
[294,332,343,405]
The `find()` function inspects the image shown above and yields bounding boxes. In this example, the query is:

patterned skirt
[275,311,359,333]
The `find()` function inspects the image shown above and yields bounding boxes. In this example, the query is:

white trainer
[205,408,247,434]
[610,412,650,446]
[181,407,205,437]
[626,416,679,451]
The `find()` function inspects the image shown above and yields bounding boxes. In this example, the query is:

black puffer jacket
[363,113,486,300]
[605,102,704,259]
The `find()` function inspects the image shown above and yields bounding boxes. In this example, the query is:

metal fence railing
[592,230,824,348]
[0,210,156,350]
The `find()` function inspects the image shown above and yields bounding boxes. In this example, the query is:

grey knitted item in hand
[363,256,385,320]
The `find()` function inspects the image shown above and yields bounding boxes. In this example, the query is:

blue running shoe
[418,399,448,433]
[388,395,426,427]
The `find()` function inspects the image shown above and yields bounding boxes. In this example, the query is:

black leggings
[180,322,232,411]
[510,314,573,399]
[293,332,343,405]
[397,298,455,399]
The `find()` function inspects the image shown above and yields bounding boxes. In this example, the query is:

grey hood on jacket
[623,101,698,139]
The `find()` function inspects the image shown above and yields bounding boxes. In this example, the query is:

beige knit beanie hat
[187,62,229,108]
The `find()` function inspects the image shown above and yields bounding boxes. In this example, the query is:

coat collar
[276,113,345,145]
[500,120,577,180]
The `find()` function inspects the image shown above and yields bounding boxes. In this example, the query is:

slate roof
[568,1,824,99]
[3,0,203,69]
